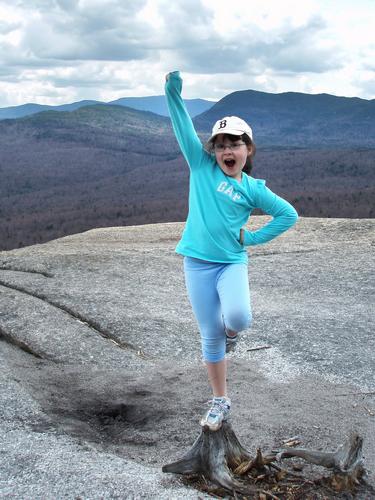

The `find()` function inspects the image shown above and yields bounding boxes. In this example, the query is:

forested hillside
[0,97,374,251]
[195,90,375,147]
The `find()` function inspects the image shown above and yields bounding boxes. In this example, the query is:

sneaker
[200,396,231,431]
[226,332,238,353]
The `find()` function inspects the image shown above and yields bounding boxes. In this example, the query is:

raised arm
[165,71,205,169]
[241,180,298,246]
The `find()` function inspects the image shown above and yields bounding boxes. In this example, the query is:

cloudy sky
[0,0,374,107]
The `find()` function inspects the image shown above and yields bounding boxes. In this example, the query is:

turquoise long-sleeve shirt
[165,71,298,264]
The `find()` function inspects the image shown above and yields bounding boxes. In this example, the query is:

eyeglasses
[213,142,246,152]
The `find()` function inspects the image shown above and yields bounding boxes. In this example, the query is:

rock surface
[0,217,374,498]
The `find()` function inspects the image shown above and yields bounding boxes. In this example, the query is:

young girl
[165,71,298,431]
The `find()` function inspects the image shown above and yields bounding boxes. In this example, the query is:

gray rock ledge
[0,217,374,498]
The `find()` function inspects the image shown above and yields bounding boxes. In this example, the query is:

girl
[165,71,298,431]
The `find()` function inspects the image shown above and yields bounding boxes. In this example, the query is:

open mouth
[224,159,236,168]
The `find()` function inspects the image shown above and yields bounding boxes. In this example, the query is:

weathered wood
[162,422,255,494]
[163,424,368,497]
[276,433,365,492]
[276,433,362,470]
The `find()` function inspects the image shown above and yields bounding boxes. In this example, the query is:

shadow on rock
[24,361,204,464]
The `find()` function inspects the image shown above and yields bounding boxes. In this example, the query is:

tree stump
[162,422,370,498]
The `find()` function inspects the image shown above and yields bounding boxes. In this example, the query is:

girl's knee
[225,310,252,333]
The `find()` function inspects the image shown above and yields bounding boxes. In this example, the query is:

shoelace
[226,334,238,343]
[206,398,230,416]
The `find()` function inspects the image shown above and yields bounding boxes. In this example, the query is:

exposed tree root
[162,422,372,498]
[274,432,366,493]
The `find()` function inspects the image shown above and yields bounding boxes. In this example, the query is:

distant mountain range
[0,96,215,120]
[109,96,214,117]
[194,90,375,148]
[1,88,374,147]
[0,88,374,251]
[0,100,101,120]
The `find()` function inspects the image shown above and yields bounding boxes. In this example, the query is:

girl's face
[213,134,252,182]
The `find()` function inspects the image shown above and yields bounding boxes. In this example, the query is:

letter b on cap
[218,120,227,129]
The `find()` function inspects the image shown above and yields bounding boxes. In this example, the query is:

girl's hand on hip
[239,228,245,245]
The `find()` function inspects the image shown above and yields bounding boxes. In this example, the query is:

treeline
[1,148,374,251]
[0,105,374,251]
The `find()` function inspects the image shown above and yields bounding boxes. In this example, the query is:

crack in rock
[0,326,43,359]
[0,266,53,278]
[0,279,137,354]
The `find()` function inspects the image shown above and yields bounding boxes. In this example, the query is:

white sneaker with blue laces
[200,396,231,431]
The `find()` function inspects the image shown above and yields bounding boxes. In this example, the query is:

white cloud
[0,0,373,106]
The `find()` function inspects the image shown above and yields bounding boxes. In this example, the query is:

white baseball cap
[208,116,253,143]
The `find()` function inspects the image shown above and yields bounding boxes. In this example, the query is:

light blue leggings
[184,256,252,363]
